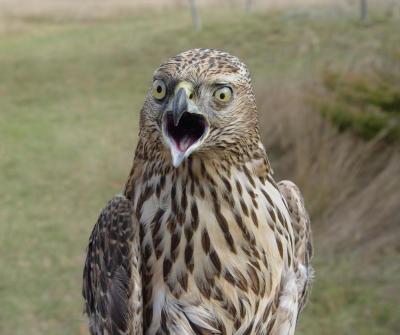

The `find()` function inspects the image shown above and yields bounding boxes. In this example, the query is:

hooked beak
[172,87,188,127]
[162,85,209,167]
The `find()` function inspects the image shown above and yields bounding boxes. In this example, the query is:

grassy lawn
[0,7,399,335]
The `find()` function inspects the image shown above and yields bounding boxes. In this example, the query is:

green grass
[317,66,400,142]
[297,252,400,335]
[0,8,399,335]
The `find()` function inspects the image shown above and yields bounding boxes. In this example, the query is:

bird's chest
[133,166,293,334]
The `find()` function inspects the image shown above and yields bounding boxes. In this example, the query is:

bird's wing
[277,180,313,312]
[82,195,142,335]
[267,180,313,335]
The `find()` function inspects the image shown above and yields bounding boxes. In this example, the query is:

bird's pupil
[157,86,162,93]
[220,93,225,100]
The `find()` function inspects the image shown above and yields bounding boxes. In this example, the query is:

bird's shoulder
[277,180,312,266]
[277,180,314,313]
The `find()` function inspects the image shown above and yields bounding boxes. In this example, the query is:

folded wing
[268,180,314,335]
[82,195,142,335]
[278,180,313,313]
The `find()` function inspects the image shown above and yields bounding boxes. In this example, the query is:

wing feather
[82,195,142,335]
[278,180,313,312]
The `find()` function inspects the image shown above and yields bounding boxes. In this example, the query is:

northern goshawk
[83,48,313,335]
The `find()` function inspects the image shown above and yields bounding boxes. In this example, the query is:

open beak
[162,86,209,167]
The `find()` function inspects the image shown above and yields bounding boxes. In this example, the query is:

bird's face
[141,49,258,167]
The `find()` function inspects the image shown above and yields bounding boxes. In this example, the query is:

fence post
[360,0,368,21]
[188,0,201,32]
[245,0,253,12]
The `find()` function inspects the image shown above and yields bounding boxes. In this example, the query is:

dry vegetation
[258,81,400,252]
[257,77,399,334]
[0,0,360,18]
[0,0,397,21]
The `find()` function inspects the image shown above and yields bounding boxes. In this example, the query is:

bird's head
[139,48,259,167]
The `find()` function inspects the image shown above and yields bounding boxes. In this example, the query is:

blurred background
[0,0,399,334]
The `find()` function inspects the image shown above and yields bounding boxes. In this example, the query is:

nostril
[189,93,193,100]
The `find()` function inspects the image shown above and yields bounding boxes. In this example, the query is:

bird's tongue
[176,135,195,152]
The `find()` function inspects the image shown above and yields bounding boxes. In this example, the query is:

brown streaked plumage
[83,48,313,335]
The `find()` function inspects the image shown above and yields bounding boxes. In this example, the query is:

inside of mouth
[165,112,207,152]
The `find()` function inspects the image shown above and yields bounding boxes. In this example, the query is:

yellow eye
[214,86,232,102]
[152,80,167,100]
